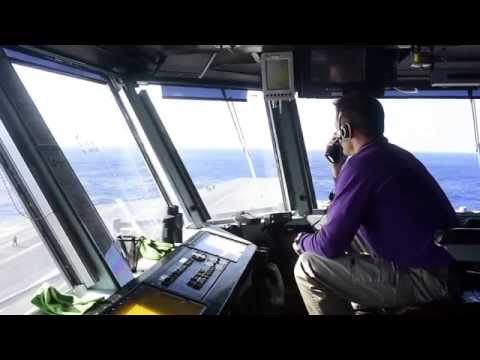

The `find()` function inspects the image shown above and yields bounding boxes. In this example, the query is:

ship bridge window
[296,98,337,208]
[0,158,69,314]
[141,85,286,220]
[380,98,480,212]
[296,96,480,212]
[13,64,172,242]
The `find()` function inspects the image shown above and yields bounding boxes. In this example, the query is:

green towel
[139,237,174,260]
[31,285,105,315]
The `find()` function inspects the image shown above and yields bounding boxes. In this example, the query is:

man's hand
[326,133,347,179]
[292,233,304,255]
[292,241,302,255]
[331,159,346,179]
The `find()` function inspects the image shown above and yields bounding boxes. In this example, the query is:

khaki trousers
[294,252,451,315]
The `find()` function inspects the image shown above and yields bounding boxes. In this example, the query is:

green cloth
[31,285,105,315]
[32,238,173,314]
[139,237,174,260]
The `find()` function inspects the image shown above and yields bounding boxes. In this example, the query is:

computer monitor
[297,47,368,98]
[311,48,365,83]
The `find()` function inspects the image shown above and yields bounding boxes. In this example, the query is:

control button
[192,253,206,262]
[187,279,202,289]
[162,276,173,286]
[188,276,205,289]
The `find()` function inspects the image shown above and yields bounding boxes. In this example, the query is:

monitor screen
[112,285,205,315]
[309,48,366,85]
[192,232,247,262]
[266,58,290,90]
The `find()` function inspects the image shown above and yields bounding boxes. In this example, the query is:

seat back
[436,227,480,294]
[435,227,480,262]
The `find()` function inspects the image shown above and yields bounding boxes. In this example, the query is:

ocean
[1,149,480,221]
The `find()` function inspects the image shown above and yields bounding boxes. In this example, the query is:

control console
[91,229,256,315]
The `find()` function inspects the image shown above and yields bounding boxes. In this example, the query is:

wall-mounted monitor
[296,47,387,98]
[310,47,366,84]
[261,52,295,101]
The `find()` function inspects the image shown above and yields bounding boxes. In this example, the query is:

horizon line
[61,146,479,154]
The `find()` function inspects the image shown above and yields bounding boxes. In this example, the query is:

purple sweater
[298,139,457,269]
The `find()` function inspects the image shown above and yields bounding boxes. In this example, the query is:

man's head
[334,93,385,156]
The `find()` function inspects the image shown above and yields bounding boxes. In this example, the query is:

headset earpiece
[340,123,352,140]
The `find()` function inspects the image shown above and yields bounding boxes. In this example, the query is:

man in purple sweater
[293,93,458,315]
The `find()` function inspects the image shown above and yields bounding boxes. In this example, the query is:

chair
[355,227,480,315]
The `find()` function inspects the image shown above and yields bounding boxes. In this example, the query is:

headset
[325,116,351,164]
[339,122,352,140]
[340,119,384,140]
[337,111,352,141]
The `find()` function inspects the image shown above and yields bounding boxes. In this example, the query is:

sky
[297,98,477,153]
[11,63,480,154]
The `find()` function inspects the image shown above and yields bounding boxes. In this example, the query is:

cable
[151,53,163,77]
[224,97,257,179]
[470,97,480,167]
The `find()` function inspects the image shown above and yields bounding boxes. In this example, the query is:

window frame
[4,48,199,259]
[0,50,137,290]
[137,83,292,223]
[265,99,317,216]
[294,97,338,212]
[0,130,79,287]
[123,84,210,227]
[108,77,175,209]
[7,60,188,285]
[3,47,108,84]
